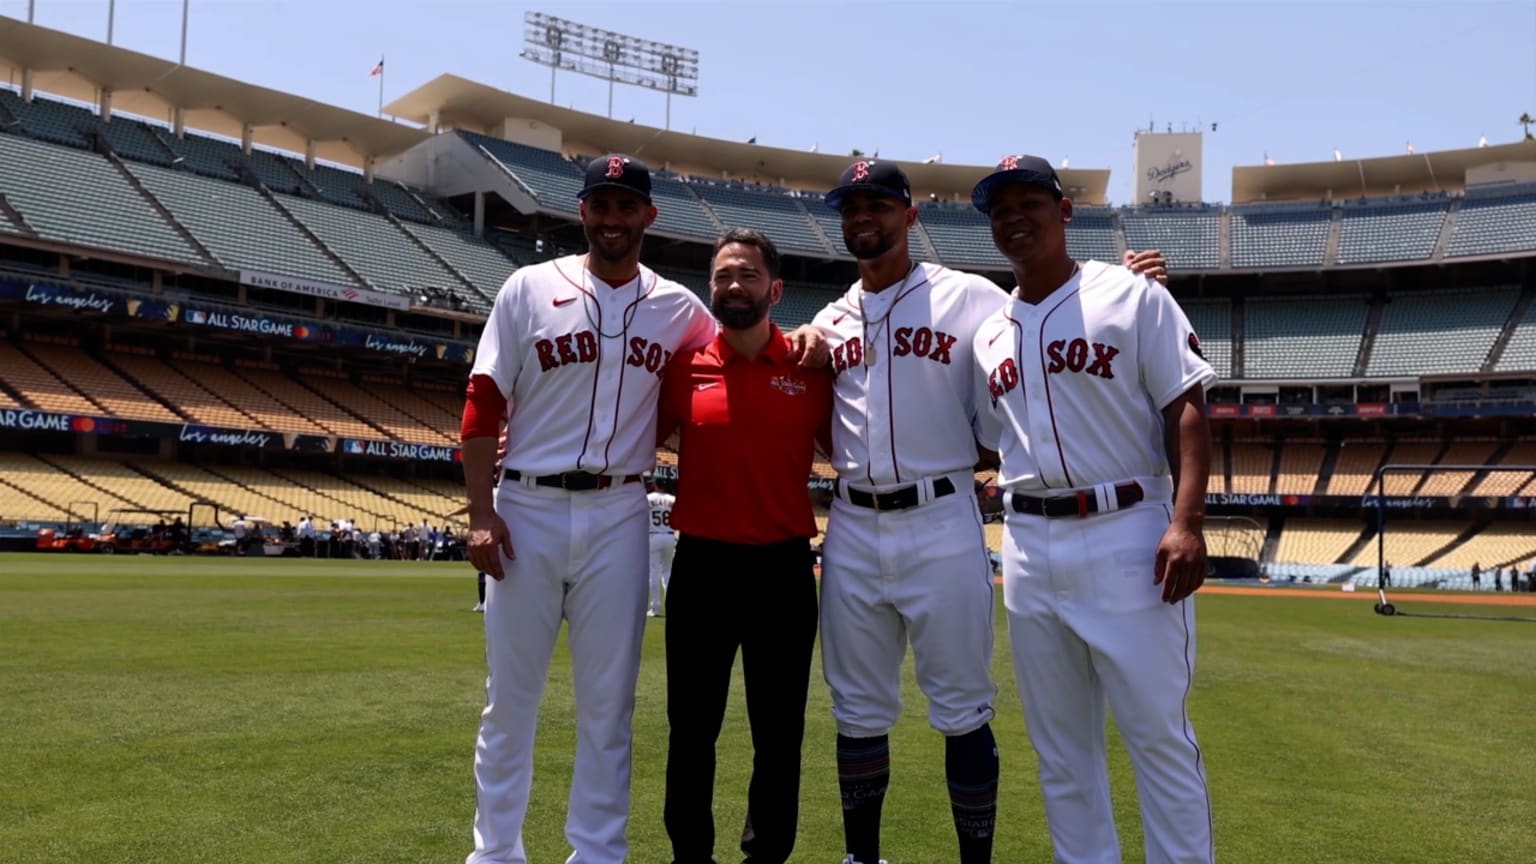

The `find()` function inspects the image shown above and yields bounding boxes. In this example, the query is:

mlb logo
[770,375,806,396]
[185,309,208,324]
[344,440,365,454]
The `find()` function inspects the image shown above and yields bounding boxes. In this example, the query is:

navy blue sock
[836,733,889,864]
[946,724,1000,864]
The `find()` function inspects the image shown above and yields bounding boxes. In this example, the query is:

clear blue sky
[4,0,1534,203]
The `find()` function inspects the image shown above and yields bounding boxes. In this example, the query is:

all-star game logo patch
[770,375,807,396]
[1188,332,1206,360]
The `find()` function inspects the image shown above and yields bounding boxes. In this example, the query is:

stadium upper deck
[1,19,1533,388]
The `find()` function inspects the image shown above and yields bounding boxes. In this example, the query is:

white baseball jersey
[972,260,1216,492]
[471,255,717,477]
[646,491,676,535]
[811,262,1007,487]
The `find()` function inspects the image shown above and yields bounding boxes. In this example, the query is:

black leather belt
[839,477,956,512]
[1009,481,1144,518]
[504,469,641,491]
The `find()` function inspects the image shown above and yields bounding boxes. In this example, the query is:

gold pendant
[864,343,877,366]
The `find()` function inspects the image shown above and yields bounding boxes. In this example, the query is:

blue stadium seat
[1447,186,1536,258]
[1180,300,1232,379]
[1121,209,1218,271]
[1245,296,1368,378]
[1493,298,1536,374]
[0,89,93,149]
[1336,198,1447,264]
[1367,288,1518,376]
[1067,208,1121,264]
[647,175,720,240]
[689,182,831,258]
[915,206,1009,270]
[459,131,584,215]
[1231,204,1330,268]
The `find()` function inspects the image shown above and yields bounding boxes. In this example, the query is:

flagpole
[377,56,384,118]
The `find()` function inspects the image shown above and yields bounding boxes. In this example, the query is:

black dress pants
[663,534,819,864]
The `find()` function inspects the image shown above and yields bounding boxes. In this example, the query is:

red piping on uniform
[875,270,930,486]
[558,258,604,471]
[600,272,654,474]
[1037,285,1083,489]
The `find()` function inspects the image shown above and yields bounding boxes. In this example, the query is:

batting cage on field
[1369,463,1536,622]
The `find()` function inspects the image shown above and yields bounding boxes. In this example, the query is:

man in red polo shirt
[655,227,832,864]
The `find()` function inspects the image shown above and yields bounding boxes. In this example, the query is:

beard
[711,291,772,330]
[843,228,897,261]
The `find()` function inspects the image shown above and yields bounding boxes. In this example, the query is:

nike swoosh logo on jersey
[988,329,1006,346]
[553,297,577,307]
[833,313,847,325]
[696,381,719,391]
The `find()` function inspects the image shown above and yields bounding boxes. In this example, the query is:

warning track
[1202,585,1536,607]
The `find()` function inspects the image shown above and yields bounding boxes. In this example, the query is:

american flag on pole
[370,58,384,77]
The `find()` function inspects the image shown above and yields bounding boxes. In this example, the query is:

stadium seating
[0,453,134,521]
[275,194,464,300]
[690,184,830,258]
[263,467,454,529]
[397,221,512,306]
[460,131,584,213]
[153,127,244,181]
[1417,441,1500,496]
[1379,441,1442,495]
[174,363,330,435]
[1244,296,1367,378]
[1468,442,1536,497]
[56,456,197,512]
[246,148,311,196]
[916,206,1009,270]
[649,176,722,240]
[1366,288,1517,376]
[1120,209,1219,271]
[1229,442,1274,493]
[777,282,841,329]
[342,474,466,526]
[302,373,451,445]
[1326,441,1386,495]
[356,381,461,440]
[129,163,357,287]
[1335,199,1446,265]
[0,89,93,148]
[106,352,264,430]
[24,342,179,423]
[139,462,292,522]
[0,340,104,415]
[0,134,204,266]
[1230,204,1330,269]
[1179,300,1232,379]
[1066,208,1122,264]
[1348,521,1461,567]
[1275,441,1326,494]
[228,365,382,439]
[1271,519,1365,566]
[1493,300,1536,373]
[96,117,177,167]
[1429,524,1536,571]
[1446,186,1536,258]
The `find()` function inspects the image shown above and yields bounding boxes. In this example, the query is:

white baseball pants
[648,534,675,614]
[466,480,649,864]
[1002,499,1214,864]
[819,485,997,737]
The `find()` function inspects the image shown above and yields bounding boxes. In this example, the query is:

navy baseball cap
[578,153,652,203]
[826,160,912,212]
[971,154,1064,214]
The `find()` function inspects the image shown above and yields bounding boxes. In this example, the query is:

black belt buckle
[558,471,603,491]
[843,477,954,512]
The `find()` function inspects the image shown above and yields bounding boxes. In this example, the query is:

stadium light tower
[519,11,699,129]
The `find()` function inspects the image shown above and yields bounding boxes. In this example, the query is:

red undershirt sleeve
[461,373,508,442]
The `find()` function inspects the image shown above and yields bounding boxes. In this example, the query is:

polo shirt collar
[708,322,789,366]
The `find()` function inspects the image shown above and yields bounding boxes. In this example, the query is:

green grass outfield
[2,554,1532,864]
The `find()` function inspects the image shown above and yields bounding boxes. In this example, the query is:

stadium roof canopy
[1232,140,1536,203]
[0,17,426,167]
[386,74,1114,205]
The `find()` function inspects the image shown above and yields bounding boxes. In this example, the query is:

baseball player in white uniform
[462,155,718,864]
[462,154,825,864]
[645,477,677,617]
[969,155,1216,864]
[812,159,1008,864]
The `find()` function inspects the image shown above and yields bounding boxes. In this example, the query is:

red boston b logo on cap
[851,161,870,183]
[606,156,625,178]
[1000,155,1019,171]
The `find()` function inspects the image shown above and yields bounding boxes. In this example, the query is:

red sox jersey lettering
[811,262,1007,486]
[472,255,717,477]
[972,260,1215,492]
